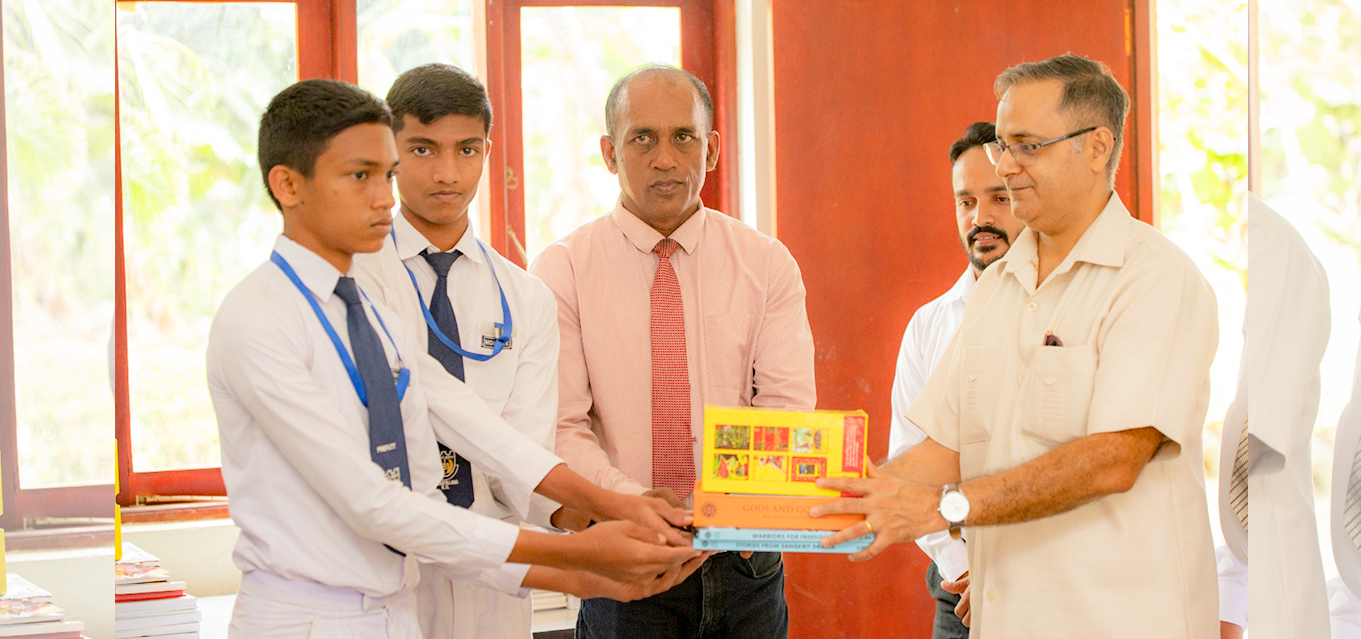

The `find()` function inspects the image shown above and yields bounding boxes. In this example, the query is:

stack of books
[0,574,85,638]
[114,544,199,639]
[690,406,875,554]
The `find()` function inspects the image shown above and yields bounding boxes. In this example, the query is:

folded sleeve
[1085,257,1218,447]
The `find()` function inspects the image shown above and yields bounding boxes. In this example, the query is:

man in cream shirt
[815,54,1220,638]
[889,120,1025,638]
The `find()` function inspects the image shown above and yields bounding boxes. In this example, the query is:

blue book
[692,527,874,554]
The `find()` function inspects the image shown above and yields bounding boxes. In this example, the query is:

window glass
[3,0,116,486]
[520,6,681,260]
[118,1,297,471]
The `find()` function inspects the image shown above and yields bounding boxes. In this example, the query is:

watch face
[940,491,970,522]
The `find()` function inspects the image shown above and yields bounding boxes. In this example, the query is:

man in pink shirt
[531,65,817,639]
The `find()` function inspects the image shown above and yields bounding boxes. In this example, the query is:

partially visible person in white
[1215,193,1333,638]
[1216,546,1247,638]
[1331,577,1361,639]
[1331,306,1361,638]
[888,121,1025,639]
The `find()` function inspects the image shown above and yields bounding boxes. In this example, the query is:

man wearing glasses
[814,54,1219,638]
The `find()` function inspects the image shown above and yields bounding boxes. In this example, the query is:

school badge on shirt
[440,449,461,490]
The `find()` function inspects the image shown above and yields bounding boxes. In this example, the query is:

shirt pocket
[960,346,1000,444]
[1020,345,1097,447]
[703,313,754,394]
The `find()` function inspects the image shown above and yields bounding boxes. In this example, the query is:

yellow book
[701,405,868,497]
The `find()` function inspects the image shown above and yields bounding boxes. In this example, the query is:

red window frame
[113,0,356,507]
[105,0,737,510]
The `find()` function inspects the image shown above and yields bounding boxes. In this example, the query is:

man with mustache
[887,121,1025,639]
[531,64,816,639]
[815,54,1219,638]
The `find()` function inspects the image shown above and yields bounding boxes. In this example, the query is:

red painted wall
[770,2,1153,637]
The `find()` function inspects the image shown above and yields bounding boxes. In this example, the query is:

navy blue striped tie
[423,250,475,508]
[333,276,411,490]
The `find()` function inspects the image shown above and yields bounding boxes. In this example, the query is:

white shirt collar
[392,212,487,267]
[944,267,976,306]
[273,235,344,302]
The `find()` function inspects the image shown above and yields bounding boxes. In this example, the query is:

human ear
[268,165,305,208]
[704,131,721,172]
[1089,127,1115,174]
[600,135,619,174]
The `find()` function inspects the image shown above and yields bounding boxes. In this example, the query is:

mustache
[967,225,1011,246]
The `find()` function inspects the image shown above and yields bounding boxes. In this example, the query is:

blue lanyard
[271,251,410,406]
[391,228,513,362]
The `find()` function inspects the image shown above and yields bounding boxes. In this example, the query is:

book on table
[0,576,84,638]
[0,619,85,638]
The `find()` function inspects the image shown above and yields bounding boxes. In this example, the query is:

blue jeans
[576,551,788,639]
[926,561,968,639]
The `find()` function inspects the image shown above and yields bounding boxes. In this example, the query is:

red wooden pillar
[770,2,1153,636]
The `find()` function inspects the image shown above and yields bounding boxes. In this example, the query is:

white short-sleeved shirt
[908,195,1219,638]
[889,267,973,581]
[207,236,522,598]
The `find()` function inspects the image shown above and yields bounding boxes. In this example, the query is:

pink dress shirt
[531,201,817,495]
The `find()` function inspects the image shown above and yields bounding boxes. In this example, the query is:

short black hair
[949,121,997,165]
[604,64,713,138]
[386,63,493,135]
[257,79,392,211]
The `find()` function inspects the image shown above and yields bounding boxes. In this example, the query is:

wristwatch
[938,484,970,540]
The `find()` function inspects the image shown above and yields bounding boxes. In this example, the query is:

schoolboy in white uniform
[208,79,701,639]
[352,63,615,638]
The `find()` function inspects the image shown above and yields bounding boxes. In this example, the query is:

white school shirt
[208,236,532,598]
[908,194,1219,638]
[355,214,562,528]
[354,216,562,637]
[1215,194,1332,638]
[888,267,973,582]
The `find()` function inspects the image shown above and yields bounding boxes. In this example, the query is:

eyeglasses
[984,127,1097,166]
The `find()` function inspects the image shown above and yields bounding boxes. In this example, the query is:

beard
[961,224,1012,272]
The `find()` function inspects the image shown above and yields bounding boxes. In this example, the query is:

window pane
[1156,0,1248,547]
[118,2,297,472]
[356,0,476,98]
[520,7,681,261]
[3,0,116,487]
[1258,0,1361,580]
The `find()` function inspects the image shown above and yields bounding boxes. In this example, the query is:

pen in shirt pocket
[1043,331,1063,347]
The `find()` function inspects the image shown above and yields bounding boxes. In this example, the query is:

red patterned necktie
[651,238,694,498]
